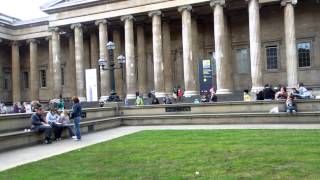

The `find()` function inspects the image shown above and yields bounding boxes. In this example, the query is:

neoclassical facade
[0,0,319,103]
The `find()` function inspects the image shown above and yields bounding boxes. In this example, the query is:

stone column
[67,34,77,97]
[11,41,21,103]
[191,16,200,93]
[136,24,148,97]
[149,11,165,98]
[211,0,233,94]
[174,49,184,87]
[162,20,173,96]
[28,39,39,100]
[248,0,264,92]
[51,27,62,98]
[0,39,3,98]
[178,5,198,97]
[95,19,111,99]
[113,28,124,98]
[90,31,99,69]
[121,15,136,99]
[71,23,86,101]
[282,0,298,89]
[46,37,54,98]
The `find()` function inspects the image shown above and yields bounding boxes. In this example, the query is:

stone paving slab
[1,124,320,172]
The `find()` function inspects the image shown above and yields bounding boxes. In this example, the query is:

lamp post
[98,41,126,97]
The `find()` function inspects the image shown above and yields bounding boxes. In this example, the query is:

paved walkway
[1,124,320,172]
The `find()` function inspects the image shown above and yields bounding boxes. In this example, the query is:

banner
[85,69,98,102]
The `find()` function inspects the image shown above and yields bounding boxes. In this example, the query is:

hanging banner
[199,59,213,95]
[85,69,98,102]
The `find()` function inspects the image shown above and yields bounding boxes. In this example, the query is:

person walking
[70,96,82,141]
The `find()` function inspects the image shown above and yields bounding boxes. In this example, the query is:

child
[58,110,76,139]
[286,93,297,113]
[243,89,251,101]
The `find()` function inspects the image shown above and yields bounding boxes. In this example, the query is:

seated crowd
[31,107,76,144]
[244,82,314,113]
[244,83,313,101]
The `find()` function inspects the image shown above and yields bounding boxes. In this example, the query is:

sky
[0,0,49,20]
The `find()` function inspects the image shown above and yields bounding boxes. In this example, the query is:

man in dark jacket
[31,107,52,144]
[262,84,275,100]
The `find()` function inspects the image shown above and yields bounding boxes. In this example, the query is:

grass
[1,130,320,179]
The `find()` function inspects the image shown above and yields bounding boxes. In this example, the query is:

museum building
[0,0,319,103]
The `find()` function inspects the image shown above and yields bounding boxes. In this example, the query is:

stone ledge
[0,117,122,152]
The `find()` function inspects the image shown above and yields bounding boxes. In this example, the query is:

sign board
[85,69,98,102]
[199,59,213,95]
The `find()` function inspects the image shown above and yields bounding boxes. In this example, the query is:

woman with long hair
[70,96,82,141]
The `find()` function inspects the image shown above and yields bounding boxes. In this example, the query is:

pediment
[41,0,98,12]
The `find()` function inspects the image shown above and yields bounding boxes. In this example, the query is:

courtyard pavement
[1,124,320,172]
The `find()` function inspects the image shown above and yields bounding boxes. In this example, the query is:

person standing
[70,96,82,141]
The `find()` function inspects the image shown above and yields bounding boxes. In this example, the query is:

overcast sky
[0,0,49,20]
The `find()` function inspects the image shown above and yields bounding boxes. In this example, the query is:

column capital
[210,0,226,8]
[178,5,192,13]
[70,23,82,29]
[10,41,21,46]
[48,26,60,32]
[281,0,298,6]
[45,36,52,41]
[148,10,162,17]
[121,15,135,22]
[95,19,108,26]
[26,39,39,44]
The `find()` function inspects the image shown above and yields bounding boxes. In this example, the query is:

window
[3,72,11,90]
[266,46,278,70]
[22,72,29,89]
[297,42,311,67]
[39,70,46,88]
[61,67,64,86]
[236,48,250,74]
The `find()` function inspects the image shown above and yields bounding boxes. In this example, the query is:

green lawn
[1,130,320,180]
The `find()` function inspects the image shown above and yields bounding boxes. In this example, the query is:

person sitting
[163,95,172,104]
[293,83,312,99]
[46,108,63,141]
[151,95,160,105]
[13,103,20,113]
[262,84,275,100]
[256,90,264,100]
[31,107,52,144]
[31,101,41,112]
[286,93,297,113]
[201,92,210,103]
[135,94,144,106]
[57,95,65,111]
[58,110,76,139]
[108,90,120,102]
[210,87,218,102]
[177,86,183,102]
[243,89,251,101]
[275,86,288,100]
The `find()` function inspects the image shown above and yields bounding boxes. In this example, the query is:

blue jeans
[74,116,81,140]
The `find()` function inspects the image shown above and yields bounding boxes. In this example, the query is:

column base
[155,92,166,98]
[216,89,232,95]
[184,90,199,97]
[126,94,136,100]
[78,97,87,102]
[251,86,264,93]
